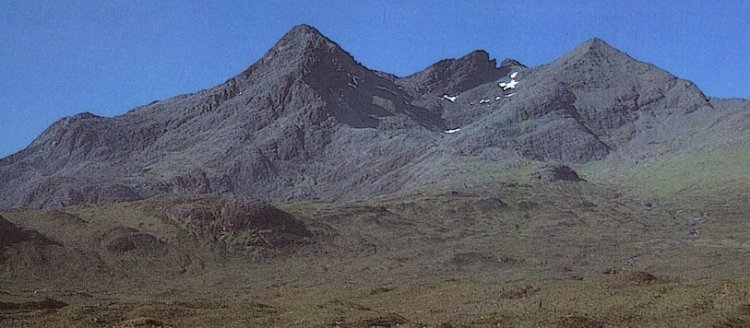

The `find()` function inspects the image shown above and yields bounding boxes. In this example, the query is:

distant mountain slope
[1,25,748,209]
[446,38,717,163]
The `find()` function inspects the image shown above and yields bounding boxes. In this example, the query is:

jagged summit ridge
[397,49,518,95]
[0,25,742,209]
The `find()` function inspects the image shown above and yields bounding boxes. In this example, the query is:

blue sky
[1,1,748,157]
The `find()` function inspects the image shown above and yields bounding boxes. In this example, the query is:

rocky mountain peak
[500,58,525,68]
[571,38,625,58]
[459,49,494,65]
[581,37,612,50]
[552,37,631,71]
[0,26,738,210]
[284,23,322,38]
[397,49,514,95]
[258,24,355,72]
[273,24,338,54]
[235,24,361,86]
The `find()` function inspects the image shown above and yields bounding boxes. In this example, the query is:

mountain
[448,38,717,163]
[1,25,748,209]
[3,25,750,327]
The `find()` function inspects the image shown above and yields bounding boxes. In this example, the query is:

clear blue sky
[1,1,748,157]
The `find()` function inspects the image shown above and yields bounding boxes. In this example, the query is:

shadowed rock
[397,50,512,95]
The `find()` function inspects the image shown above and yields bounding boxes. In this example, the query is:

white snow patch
[442,94,457,102]
[495,96,502,101]
[499,79,518,90]
[479,99,490,104]
[505,92,516,98]
[445,128,461,134]
[499,72,520,90]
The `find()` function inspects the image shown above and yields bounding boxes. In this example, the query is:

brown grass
[1,182,750,327]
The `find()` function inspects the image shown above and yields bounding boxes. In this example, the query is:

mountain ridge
[1,24,748,209]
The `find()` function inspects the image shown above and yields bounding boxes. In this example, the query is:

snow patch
[445,128,461,134]
[495,96,502,101]
[479,99,490,104]
[442,94,457,102]
[505,92,516,98]
[499,72,520,90]
[499,79,518,90]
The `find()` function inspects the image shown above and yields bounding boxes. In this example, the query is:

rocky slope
[1,25,748,209]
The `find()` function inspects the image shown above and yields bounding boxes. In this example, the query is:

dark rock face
[397,50,511,95]
[0,26,745,209]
